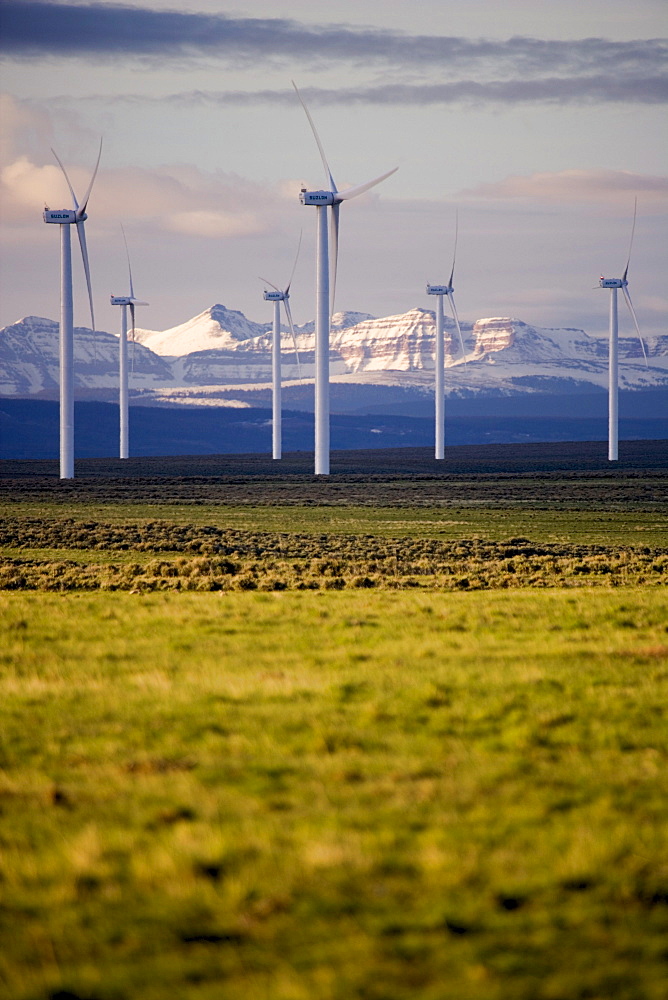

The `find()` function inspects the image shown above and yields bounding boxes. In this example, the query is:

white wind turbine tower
[598,199,648,462]
[293,82,397,475]
[426,216,467,460]
[43,141,102,479]
[261,235,303,460]
[110,228,149,460]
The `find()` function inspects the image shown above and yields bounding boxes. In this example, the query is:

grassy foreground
[2,512,667,593]
[1,588,667,1000]
[2,501,667,547]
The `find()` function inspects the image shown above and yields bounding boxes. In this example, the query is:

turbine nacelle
[427,284,454,296]
[110,295,148,306]
[44,209,80,224]
[599,277,626,288]
[263,290,287,302]
[300,189,335,206]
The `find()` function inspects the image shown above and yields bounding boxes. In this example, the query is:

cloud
[1,2,666,91]
[0,92,102,174]
[167,210,266,239]
[133,75,667,109]
[0,94,299,239]
[460,169,668,207]
[0,93,55,163]
[1,156,71,216]
[1,151,294,238]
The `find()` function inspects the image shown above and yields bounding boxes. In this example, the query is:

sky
[1,0,667,340]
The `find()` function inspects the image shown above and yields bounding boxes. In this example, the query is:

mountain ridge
[2,305,667,405]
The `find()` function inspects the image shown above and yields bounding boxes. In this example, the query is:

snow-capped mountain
[135,306,375,356]
[2,306,667,404]
[132,306,377,386]
[134,303,268,357]
[323,310,377,332]
[0,316,173,398]
[330,307,466,373]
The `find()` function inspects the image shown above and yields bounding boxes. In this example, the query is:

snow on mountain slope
[135,307,375,359]
[472,318,567,362]
[330,307,468,372]
[0,316,61,396]
[3,306,667,403]
[287,310,376,336]
[469,318,668,371]
[0,316,174,397]
[465,318,668,391]
[224,307,464,377]
[134,304,269,357]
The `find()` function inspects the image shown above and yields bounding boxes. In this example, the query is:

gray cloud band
[1,1,666,84]
[70,77,668,108]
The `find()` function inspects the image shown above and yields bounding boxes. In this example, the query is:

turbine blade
[336,167,398,202]
[283,297,302,381]
[121,224,135,299]
[622,285,649,367]
[130,302,136,374]
[292,81,337,193]
[76,220,95,362]
[76,220,95,332]
[449,209,459,288]
[51,147,79,210]
[285,229,303,295]
[622,195,638,281]
[622,196,637,282]
[330,202,340,318]
[79,137,103,217]
[259,275,282,294]
[447,292,467,364]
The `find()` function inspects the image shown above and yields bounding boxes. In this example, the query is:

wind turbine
[293,82,397,475]
[426,215,467,460]
[598,199,648,462]
[110,227,148,460]
[261,234,303,460]
[43,141,102,479]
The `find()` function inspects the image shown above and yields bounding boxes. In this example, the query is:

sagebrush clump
[1,516,666,592]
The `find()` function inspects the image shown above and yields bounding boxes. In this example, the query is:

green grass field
[1,445,667,1000]
[2,588,668,999]
[2,500,667,546]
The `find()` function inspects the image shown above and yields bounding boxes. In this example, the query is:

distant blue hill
[1,392,667,460]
